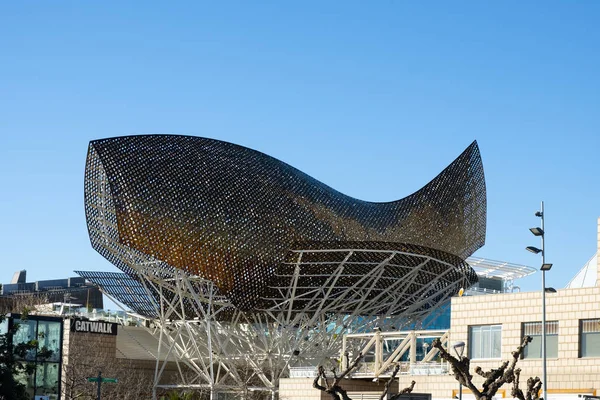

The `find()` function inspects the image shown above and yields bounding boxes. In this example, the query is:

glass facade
[11,316,62,400]
[580,318,600,358]
[0,317,8,334]
[522,321,559,359]
[419,302,451,330]
[469,324,501,359]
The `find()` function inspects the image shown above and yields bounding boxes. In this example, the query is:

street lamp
[541,263,553,271]
[526,201,549,400]
[453,341,465,400]
[529,227,544,236]
[526,246,542,254]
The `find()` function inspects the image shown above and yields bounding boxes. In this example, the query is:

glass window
[13,318,38,361]
[469,325,502,359]
[10,317,63,398]
[37,321,61,362]
[580,319,600,358]
[35,362,60,399]
[522,321,559,359]
[0,317,8,334]
[13,369,34,399]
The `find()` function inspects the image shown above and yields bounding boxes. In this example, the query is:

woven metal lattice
[75,271,158,317]
[84,135,485,312]
[267,242,476,315]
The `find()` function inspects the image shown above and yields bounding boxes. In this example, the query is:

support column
[409,332,417,366]
[375,330,382,374]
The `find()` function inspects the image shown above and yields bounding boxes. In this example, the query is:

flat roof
[466,256,536,280]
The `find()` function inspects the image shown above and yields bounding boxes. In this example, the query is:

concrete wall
[280,378,323,400]
[449,286,600,395]
[281,284,600,400]
[279,377,405,400]
[61,320,179,399]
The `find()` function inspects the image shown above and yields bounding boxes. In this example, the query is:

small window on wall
[580,319,600,358]
[469,325,501,359]
[522,321,559,359]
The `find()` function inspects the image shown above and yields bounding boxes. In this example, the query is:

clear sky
[1,1,599,299]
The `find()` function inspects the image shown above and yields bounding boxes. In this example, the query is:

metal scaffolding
[81,135,488,398]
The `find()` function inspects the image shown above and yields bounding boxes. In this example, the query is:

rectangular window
[0,318,7,335]
[36,320,62,363]
[469,325,501,359]
[14,318,38,362]
[10,317,62,399]
[522,321,558,359]
[580,319,600,357]
[35,362,60,397]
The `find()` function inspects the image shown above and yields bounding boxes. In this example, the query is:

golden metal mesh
[84,135,485,312]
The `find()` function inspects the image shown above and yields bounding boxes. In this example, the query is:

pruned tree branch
[337,353,363,381]
[390,380,416,400]
[526,376,543,400]
[314,355,416,400]
[432,338,480,398]
[313,354,363,400]
[433,335,535,400]
[379,365,401,400]
[511,369,542,400]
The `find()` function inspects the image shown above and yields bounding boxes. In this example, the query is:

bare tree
[432,336,541,400]
[511,368,542,400]
[0,293,49,315]
[313,354,416,400]
[378,365,416,400]
[62,337,154,399]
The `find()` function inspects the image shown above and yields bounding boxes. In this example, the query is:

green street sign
[87,377,117,383]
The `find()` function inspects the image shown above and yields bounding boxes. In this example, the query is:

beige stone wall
[280,286,600,400]
[449,287,600,394]
[279,378,324,400]
[279,377,406,400]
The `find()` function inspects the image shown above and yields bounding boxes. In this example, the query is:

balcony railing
[289,360,449,380]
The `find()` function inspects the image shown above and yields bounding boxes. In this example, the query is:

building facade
[1,270,103,311]
[280,220,600,400]
[2,311,181,400]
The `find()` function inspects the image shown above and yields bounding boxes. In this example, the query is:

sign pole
[87,372,117,397]
[97,371,102,400]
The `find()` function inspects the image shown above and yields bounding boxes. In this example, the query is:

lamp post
[453,341,465,400]
[526,201,552,400]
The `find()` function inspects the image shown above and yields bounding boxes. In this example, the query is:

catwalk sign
[70,319,118,335]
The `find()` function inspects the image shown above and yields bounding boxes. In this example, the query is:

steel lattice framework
[83,135,486,398]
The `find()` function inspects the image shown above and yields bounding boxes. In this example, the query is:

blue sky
[1,1,599,298]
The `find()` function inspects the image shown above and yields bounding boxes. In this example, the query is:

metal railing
[289,360,449,379]
[289,367,318,378]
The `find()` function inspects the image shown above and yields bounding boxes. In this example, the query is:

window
[469,325,501,359]
[36,320,62,363]
[14,318,38,361]
[522,321,558,359]
[0,318,7,335]
[11,317,62,399]
[580,319,600,358]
